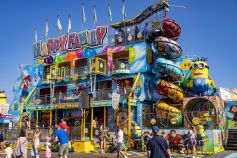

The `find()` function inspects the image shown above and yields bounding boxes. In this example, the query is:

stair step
[225,146,237,150]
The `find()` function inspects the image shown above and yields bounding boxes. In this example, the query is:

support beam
[90,108,94,140]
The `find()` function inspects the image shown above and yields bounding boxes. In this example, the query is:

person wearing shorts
[53,125,69,158]
[116,127,127,158]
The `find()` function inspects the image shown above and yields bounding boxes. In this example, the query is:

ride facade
[10,0,226,154]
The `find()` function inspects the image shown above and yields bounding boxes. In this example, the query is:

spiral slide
[152,17,184,124]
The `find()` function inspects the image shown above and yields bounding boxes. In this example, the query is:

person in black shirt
[147,126,171,158]
[0,131,4,151]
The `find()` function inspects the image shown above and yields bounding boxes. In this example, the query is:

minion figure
[187,57,216,96]
[202,112,212,128]
[132,123,142,139]
[196,125,206,140]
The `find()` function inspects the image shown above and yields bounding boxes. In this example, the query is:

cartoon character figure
[179,59,192,71]
[196,125,206,140]
[20,70,31,102]
[187,57,216,96]
[201,112,212,128]
[229,105,237,122]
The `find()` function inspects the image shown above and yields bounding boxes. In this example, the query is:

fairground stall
[10,0,226,154]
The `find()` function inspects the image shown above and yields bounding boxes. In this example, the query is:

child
[45,136,51,158]
[59,119,69,131]
[4,142,13,158]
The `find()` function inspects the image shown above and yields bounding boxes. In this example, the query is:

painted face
[190,61,209,79]
[231,106,237,113]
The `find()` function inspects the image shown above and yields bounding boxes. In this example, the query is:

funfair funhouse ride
[10,0,225,153]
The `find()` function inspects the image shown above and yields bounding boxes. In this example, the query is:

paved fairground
[25,150,237,158]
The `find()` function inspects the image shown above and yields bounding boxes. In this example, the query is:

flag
[34,27,37,42]
[108,1,112,23]
[57,15,63,32]
[82,2,86,23]
[93,5,97,25]
[122,0,126,21]
[67,15,71,33]
[45,19,49,38]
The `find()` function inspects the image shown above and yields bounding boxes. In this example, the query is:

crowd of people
[0,118,70,158]
[0,118,201,158]
[143,126,201,158]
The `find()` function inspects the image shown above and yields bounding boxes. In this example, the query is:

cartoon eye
[192,63,198,69]
[184,64,186,66]
[199,63,205,69]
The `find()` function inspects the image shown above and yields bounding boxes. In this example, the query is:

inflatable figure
[162,18,181,40]
[156,80,183,102]
[196,125,205,140]
[187,57,216,96]
[155,58,183,81]
[202,113,212,128]
[154,36,182,59]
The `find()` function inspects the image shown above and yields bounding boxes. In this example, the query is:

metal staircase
[225,129,237,150]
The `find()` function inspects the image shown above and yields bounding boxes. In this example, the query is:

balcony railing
[109,29,146,47]
[71,66,88,80]
[112,59,130,75]
[109,17,164,47]
[33,93,80,105]
[94,88,112,101]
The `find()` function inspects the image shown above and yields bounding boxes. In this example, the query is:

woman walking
[31,128,41,158]
[13,130,28,158]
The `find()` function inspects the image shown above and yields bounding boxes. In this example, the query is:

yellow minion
[196,125,205,140]
[187,57,215,95]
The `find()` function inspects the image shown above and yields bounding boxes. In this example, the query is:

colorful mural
[225,101,237,129]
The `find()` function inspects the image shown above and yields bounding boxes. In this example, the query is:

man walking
[53,125,69,158]
[116,126,127,158]
[147,126,171,158]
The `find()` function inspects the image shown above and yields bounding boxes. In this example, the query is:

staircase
[225,129,237,150]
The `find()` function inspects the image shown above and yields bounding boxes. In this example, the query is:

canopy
[110,0,169,29]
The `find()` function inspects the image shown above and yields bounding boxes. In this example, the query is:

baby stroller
[106,142,118,153]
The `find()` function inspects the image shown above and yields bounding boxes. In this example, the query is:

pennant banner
[82,2,86,23]
[93,5,97,25]
[122,0,126,21]
[68,15,71,33]
[57,15,63,32]
[34,27,38,42]
[45,19,49,38]
[108,1,112,23]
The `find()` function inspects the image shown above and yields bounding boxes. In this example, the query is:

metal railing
[34,93,80,105]
[94,88,112,101]
[109,29,146,47]
[108,17,164,47]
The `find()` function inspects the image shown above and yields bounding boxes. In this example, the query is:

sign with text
[33,26,108,58]
[112,81,120,109]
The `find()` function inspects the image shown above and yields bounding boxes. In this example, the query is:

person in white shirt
[45,136,51,158]
[116,127,127,158]
[4,142,13,158]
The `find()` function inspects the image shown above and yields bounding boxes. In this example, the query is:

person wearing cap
[53,125,69,158]
[147,126,171,158]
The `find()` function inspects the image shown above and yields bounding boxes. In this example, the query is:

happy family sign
[33,26,107,58]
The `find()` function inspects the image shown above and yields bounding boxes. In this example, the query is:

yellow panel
[73,141,95,152]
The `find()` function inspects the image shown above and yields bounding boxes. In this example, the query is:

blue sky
[0,0,237,102]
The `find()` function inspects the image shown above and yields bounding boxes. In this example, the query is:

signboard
[112,93,120,109]
[112,81,120,109]
[0,103,9,114]
[28,103,79,111]
[33,26,108,58]
[90,101,112,107]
